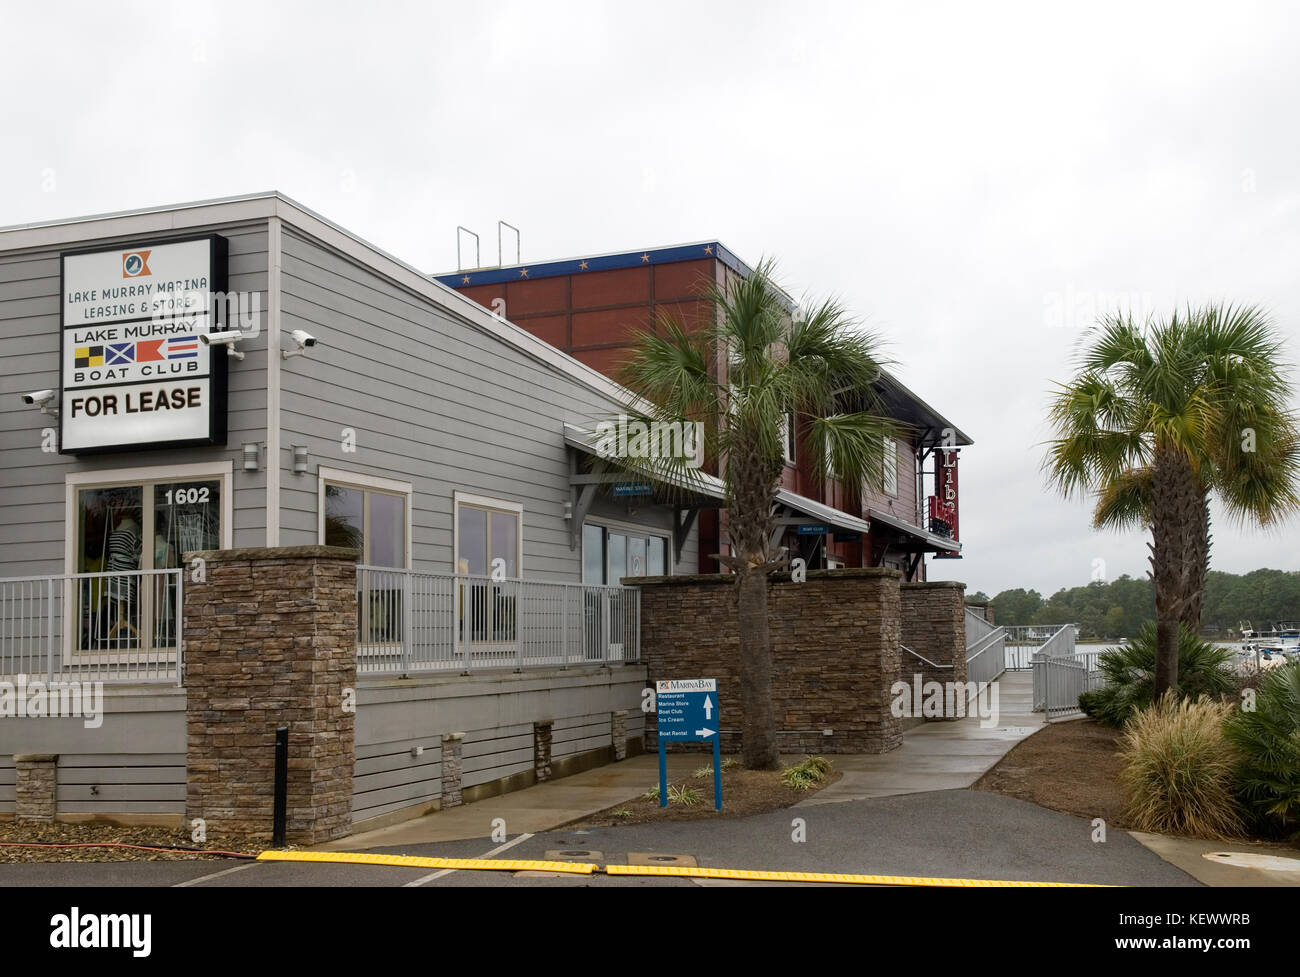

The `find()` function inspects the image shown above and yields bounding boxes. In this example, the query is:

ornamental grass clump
[1118,696,1243,840]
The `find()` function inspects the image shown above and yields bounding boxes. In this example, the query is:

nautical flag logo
[122,250,152,278]
[135,340,165,362]
[165,336,199,359]
[74,346,104,368]
[106,343,135,365]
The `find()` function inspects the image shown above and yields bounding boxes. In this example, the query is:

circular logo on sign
[123,254,144,276]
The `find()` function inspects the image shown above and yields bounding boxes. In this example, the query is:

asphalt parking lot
[0,790,1199,888]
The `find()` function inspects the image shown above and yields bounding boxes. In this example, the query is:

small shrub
[1083,622,1235,728]
[721,757,740,770]
[667,784,701,806]
[692,765,714,779]
[782,755,832,791]
[640,785,660,801]
[1225,661,1300,838]
[1118,696,1243,840]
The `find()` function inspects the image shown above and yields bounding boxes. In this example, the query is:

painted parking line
[173,862,262,887]
[404,832,536,887]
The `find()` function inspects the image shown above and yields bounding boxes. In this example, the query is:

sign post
[655,678,721,811]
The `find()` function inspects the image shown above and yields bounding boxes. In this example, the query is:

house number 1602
[164,486,210,505]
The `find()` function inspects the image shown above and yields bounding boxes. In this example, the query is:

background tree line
[967,568,1300,639]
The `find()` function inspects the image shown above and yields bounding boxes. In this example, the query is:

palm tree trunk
[736,567,780,769]
[1149,446,1199,697]
[1182,493,1210,633]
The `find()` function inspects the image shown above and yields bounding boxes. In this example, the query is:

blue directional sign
[656,678,722,810]
[612,481,654,497]
[796,524,829,535]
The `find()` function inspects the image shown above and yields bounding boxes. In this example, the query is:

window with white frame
[882,437,899,497]
[320,469,412,647]
[319,469,411,568]
[66,461,232,655]
[454,493,522,645]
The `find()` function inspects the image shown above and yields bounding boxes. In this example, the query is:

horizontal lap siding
[278,230,687,580]
[0,224,270,576]
[460,723,533,789]
[552,712,612,759]
[352,738,442,822]
[55,752,185,814]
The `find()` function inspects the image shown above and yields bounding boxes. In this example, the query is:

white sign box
[60,236,227,454]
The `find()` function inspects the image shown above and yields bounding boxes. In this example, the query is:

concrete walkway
[320,753,700,850]
[326,671,1043,850]
[798,669,1042,805]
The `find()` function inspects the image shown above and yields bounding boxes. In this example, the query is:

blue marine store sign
[59,235,228,454]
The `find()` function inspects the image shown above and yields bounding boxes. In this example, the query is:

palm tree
[1045,304,1300,697]
[614,260,897,769]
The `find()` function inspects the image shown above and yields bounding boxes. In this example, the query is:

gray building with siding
[0,192,695,587]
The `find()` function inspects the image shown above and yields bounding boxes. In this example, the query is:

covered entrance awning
[867,508,961,555]
[563,424,726,562]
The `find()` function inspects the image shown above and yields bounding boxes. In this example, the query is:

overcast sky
[3,1,1298,597]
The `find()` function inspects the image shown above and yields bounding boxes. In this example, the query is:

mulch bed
[0,819,256,863]
[568,763,841,828]
[973,719,1132,827]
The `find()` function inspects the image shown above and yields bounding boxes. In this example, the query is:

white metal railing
[965,625,1006,688]
[355,567,641,674]
[0,570,183,684]
[965,608,997,645]
[900,642,952,671]
[1033,651,1105,721]
[1027,625,1084,715]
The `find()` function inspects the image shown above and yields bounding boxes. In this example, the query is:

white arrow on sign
[695,728,715,738]
[703,696,713,719]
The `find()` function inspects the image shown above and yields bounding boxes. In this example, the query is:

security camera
[22,390,58,416]
[199,329,246,360]
[282,329,319,360]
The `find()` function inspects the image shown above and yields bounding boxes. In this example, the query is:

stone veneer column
[184,545,357,845]
[533,721,553,782]
[15,754,56,822]
[899,581,969,719]
[441,733,465,807]
[610,710,627,761]
[629,569,904,754]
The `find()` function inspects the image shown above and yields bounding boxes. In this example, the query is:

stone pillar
[441,733,465,807]
[15,754,56,822]
[184,545,357,846]
[610,710,627,761]
[533,721,553,782]
[900,581,968,719]
[629,569,903,754]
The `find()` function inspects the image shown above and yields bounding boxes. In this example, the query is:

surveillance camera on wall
[21,389,58,416]
[199,330,246,360]
[283,329,319,359]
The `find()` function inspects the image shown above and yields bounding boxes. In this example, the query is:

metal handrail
[900,643,953,670]
[964,626,1005,663]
